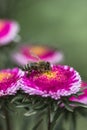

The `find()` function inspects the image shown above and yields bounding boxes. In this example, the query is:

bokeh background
[0,0,87,130]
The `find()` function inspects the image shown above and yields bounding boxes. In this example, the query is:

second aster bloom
[0,68,23,96]
[12,45,64,65]
[0,19,20,45]
[70,82,87,105]
[21,65,81,100]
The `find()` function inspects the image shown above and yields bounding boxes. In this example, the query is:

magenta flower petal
[12,45,64,65]
[0,68,23,96]
[0,20,20,45]
[70,82,87,105]
[21,65,81,100]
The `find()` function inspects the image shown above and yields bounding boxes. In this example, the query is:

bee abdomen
[22,64,30,71]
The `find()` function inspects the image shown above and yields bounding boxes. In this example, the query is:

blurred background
[0,0,87,130]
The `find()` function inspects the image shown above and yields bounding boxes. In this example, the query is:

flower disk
[12,45,63,65]
[0,68,23,96]
[21,65,81,100]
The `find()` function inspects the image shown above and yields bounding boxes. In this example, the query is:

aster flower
[0,68,23,96]
[12,45,64,65]
[21,65,81,100]
[0,20,20,45]
[70,82,87,105]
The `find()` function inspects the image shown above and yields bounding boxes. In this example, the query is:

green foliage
[0,91,86,130]
[0,0,87,130]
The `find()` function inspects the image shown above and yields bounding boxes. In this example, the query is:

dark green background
[0,0,87,129]
[4,0,87,80]
[1,0,87,79]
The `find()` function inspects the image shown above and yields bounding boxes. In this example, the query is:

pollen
[0,72,12,82]
[41,70,67,82]
[43,71,57,79]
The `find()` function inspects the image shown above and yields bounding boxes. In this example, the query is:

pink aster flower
[12,45,64,65]
[0,68,23,96]
[0,20,20,45]
[70,82,87,105]
[21,65,81,100]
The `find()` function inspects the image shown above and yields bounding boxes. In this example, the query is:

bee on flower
[21,64,81,100]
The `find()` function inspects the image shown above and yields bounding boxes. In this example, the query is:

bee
[22,51,51,75]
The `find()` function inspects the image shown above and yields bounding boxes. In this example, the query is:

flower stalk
[4,107,11,130]
[48,104,51,130]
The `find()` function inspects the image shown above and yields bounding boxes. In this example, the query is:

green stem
[48,105,51,130]
[4,108,11,130]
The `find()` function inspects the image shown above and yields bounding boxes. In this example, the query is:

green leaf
[32,119,43,130]
[69,101,87,108]
[74,91,84,97]
[10,95,23,103]
[24,110,37,117]
[63,102,73,112]
[16,104,30,108]
[0,112,5,119]
[53,108,63,122]
[55,114,65,130]
[33,104,48,110]
[51,107,64,129]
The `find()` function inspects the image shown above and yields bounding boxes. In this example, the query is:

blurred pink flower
[12,45,64,65]
[0,20,20,45]
[70,82,87,105]
[0,68,23,96]
[21,65,81,100]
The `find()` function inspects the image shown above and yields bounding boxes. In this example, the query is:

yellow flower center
[42,71,67,82]
[0,72,12,82]
[30,46,47,56]
[0,21,4,31]
[43,71,57,79]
